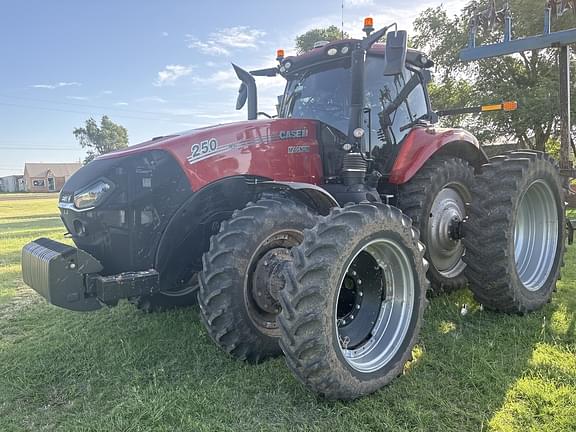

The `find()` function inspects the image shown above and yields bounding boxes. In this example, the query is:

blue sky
[0,0,463,176]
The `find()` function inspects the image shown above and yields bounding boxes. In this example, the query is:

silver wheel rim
[514,180,559,291]
[336,238,416,374]
[428,185,469,278]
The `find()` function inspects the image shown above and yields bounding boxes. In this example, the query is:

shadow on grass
[0,248,574,431]
[0,218,63,233]
[1,228,65,242]
[0,213,60,221]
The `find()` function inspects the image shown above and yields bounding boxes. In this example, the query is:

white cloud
[136,96,168,104]
[345,0,374,7]
[66,96,89,101]
[101,90,113,95]
[154,65,194,87]
[162,31,169,37]
[193,70,239,90]
[114,102,129,106]
[186,26,266,56]
[31,81,81,89]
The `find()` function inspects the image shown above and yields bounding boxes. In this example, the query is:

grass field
[0,195,575,432]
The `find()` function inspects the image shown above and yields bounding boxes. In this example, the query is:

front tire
[198,197,318,363]
[463,151,566,313]
[278,203,429,400]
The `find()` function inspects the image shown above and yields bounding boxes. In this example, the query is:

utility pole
[559,45,571,171]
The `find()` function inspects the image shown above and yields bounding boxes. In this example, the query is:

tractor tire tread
[278,203,429,400]
[463,151,566,313]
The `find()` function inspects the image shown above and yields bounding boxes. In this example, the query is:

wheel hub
[245,229,303,334]
[428,187,467,278]
[337,253,384,348]
[336,238,416,374]
[252,248,292,314]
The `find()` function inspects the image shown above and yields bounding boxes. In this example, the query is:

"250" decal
[188,138,218,163]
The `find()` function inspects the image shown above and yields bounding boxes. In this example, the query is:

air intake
[342,153,368,186]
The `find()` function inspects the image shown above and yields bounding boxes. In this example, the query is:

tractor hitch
[22,238,160,311]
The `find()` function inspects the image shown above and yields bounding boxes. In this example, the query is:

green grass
[0,196,575,432]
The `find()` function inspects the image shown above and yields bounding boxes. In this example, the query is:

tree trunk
[534,126,548,152]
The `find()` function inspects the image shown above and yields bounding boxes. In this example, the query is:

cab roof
[279,39,433,77]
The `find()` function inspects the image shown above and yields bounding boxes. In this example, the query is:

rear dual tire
[464,151,566,313]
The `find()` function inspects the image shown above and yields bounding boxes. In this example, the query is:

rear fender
[389,127,488,184]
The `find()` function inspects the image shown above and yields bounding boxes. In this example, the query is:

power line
[0,147,82,151]
[0,101,191,124]
[0,94,176,117]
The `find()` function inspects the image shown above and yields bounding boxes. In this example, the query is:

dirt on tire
[278,203,429,400]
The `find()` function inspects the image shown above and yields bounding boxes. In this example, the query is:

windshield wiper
[399,114,430,132]
[282,72,311,117]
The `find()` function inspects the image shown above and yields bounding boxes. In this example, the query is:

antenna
[341,0,345,39]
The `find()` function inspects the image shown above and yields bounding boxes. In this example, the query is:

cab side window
[364,57,429,147]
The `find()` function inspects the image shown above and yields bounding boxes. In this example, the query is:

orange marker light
[364,17,374,28]
[276,49,285,61]
[503,100,518,111]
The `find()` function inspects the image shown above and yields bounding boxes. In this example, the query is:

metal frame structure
[460,1,576,175]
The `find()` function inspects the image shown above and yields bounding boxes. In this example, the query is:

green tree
[295,25,349,53]
[73,116,129,163]
[412,0,576,151]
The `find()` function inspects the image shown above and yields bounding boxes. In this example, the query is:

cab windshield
[280,56,429,145]
[280,63,352,133]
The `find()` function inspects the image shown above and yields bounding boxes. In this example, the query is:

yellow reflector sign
[481,101,518,112]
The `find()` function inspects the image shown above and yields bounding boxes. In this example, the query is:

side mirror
[276,95,284,116]
[232,63,257,120]
[383,30,408,76]
[236,83,248,110]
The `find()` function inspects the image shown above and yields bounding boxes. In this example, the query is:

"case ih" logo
[279,128,308,139]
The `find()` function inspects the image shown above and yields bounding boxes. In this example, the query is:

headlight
[73,180,113,210]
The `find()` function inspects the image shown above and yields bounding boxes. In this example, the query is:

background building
[0,175,25,192]
[23,163,81,192]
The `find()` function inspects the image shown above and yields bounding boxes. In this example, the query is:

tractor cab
[278,42,435,150]
[235,19,436,163]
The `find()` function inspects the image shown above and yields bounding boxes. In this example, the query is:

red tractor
[22,21,569,400]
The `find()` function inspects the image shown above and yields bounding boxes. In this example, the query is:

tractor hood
[94,118,323,191]
[57,117,323,276]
